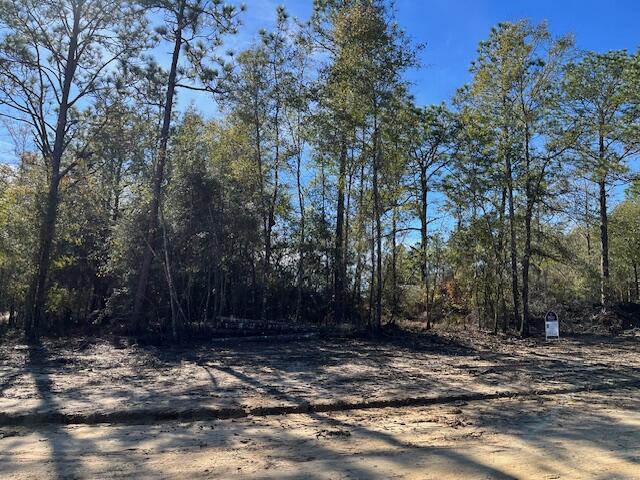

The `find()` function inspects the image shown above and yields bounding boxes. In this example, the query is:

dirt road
[0,331,638,478]
[1,388,638,479]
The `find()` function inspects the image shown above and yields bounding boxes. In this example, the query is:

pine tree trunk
[26,176,60,339]
[295,149,305,322]
[520,122,532,337]
[634,263,639,302]
[598,176,610,308]
[368,219,376,329]
[372,114,382,332]
[131,7,184,332]
[25,7,81,340]
[419,165,431,329]
[499,188,508,333]
[521,202,532,336]
[584,182,591,256]
[353,163,365,308]
[161,212,179,339]
[505,154,520,329]
[344,153,354,316]
[333,139,347,324]
[263,58,282,322]
[390,207,398,324]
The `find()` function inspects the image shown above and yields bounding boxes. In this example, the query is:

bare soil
[0,329,638,478]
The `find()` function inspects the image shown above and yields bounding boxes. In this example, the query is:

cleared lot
[1,388,639,479]
[0,331,638,478]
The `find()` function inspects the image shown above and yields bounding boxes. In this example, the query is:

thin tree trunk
[429,240,440,326]
[368,218,376,329]
[505,151,520,329]
[344,151,354,317]
[262,51,283,322]
[520,121,532,337]
[203,267,211,325]
[372,116,382,332]
[131,4,184,332]
[584,181,591,256]
[598,176,610,308]
[390,207,398,324]
[521,202,532,336]
[334,139,347,324]
[295,149,305,322]
[494,273,503,335]
[493,289,499,335]
[499,187,508,333]
[161,212,179,339]
[483,270,491,329]
[419,165,431,329]
[320,161,331,291]
[25,7,82,340]
[353,163,365,307]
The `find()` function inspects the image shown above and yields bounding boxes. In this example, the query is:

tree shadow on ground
[1,332,639,424]
[0,333,638,478]
[0,346,101,479]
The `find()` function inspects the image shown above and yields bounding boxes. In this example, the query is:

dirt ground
[0,330,638,478]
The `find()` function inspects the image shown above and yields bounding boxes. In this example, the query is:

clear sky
[401,0,639,104]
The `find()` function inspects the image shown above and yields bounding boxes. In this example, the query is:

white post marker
[545,310,560,341]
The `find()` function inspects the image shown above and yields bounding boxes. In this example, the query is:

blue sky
[2,1,639,163]
[179,0,637,237]
[218,0,640,109]
[396,0,640,105]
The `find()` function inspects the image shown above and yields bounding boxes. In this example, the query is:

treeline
[0,0,639,339]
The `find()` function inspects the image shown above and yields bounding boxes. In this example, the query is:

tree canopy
[0,1,639,339]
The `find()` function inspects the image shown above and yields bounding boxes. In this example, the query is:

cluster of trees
[0,0,638,339]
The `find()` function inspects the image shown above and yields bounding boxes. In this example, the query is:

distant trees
[609,199,640,301]
[0,161,37,326]
[225,8,300,322]
[406,104,456,329]
[310,0,417,330]
[563,51,640,309]
[131,0,243,333]
[0,2,638,338]
[454,21,574,334]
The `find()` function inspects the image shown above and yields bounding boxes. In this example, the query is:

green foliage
[0,3,638,335]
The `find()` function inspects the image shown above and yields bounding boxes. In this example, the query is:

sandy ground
[0,330,638,478]
[0,388,638,479]
[0,332,638,419]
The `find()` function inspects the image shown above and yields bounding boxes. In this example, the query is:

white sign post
[545,311,560,341]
